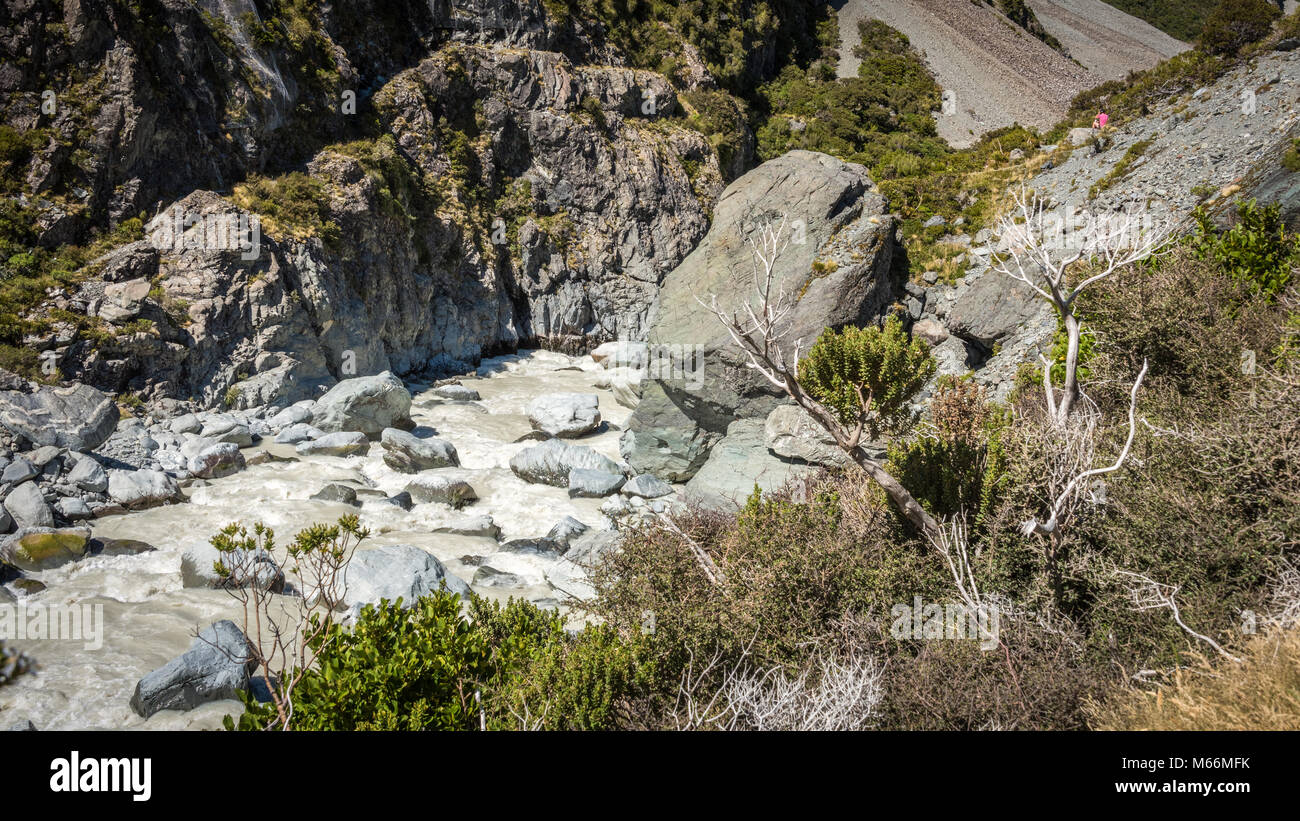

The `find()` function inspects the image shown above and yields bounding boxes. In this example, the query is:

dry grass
[1088,627,1300,730]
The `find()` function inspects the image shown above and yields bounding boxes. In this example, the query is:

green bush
[797,316,936,438]
[1198,0,1281,56]
[1190,200,1297,300]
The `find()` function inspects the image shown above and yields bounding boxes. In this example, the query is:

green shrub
[1190,200,1297,300]
[1198,0,1281,56]
[797,316,936,438]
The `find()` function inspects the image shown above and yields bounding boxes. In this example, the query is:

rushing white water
[0,350,632,730]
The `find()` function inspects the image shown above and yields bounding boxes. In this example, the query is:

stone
[310,483,359,505]
[431,384,480,401]
[311,372,412,435]
[912,318,949,345]
[431,514,500,539]
[90,537,157,557]
[107,469,182,509]
[763,405,849,467]
[380,428,459,472]
[944,273,1046,349]
[567,467,625,497]
[295,431,369,457]
[341,545,469,614]
[471,566,523,587]
[624,151,896,480]
[404,474,478,508]
[621,473,673,498]
[683,419,819,512]
[274,423,325,444]
[188,442,245,479]
[527,393,602,438]
[0,383,120,452]
[168,413,202,434]
[546,516,589,550]
[1068,127,1094,146]
[54,497,91,520]
[129,620,257,718]
[0,527,91,571]
[1,458,36,485]
[510,438,621,487]
[98,277,151,323]
[3,483,53,529]
[66,456,109,493]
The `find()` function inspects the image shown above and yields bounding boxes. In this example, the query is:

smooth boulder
[527,393,601,438]
[0,383,120,452]
[295,431,369,457]
[341,545,469,614]
[380,428,459,472]
[510,438,621,487]
[404,474,478,508]
[129,620,257,718]
[311,372,412,435]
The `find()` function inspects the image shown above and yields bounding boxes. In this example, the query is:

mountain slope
[1027,0,1187,80]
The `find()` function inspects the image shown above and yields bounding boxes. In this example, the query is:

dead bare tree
[695,216,940,540]
[991,188,1175,425]
[721,653,885,731]
[1115,568,1243,663]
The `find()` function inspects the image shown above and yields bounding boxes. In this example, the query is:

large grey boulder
[944,274,1045,349]
[764,405,850,467]
[624,151,896,480]
[274,422,325,444]
[188,442,246,479]
[683,419,819,512]
[107,469,182,509]
[0,527,92,571]
[621,473,673,498]
[295,431,369,457]
[380,428,459,472]
[0,383,120,452]
[527,393,601,438]
[510,438,621,487]
[129,620,257,718]
[342,545,469,615]
[1,458,36,485]
[98,277,151,323]
[2,483,54,529]
[311,372,412,435]
[404,474,478,508]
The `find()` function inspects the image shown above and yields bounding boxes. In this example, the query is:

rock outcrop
[622,150,898,481]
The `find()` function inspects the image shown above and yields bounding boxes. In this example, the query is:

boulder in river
[311,372,412,435]
[188,442,246,479]
[0,527,92,572]
[621,473,673,499]
[295,431,369,457]
[567,467,625,497]
[129,620,257,718]
[527,393,601,438]
[510,438,621,487]
[107,469,182,509]
[2,483,53,529]
[341,545,469,616]
[380,428,459,472]
[404,474,478,508]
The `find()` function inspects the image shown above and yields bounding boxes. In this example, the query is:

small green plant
[1190,200,1298,300]
[223,385,242,409]
[1282,139,1300,173]
[798,315,936,439]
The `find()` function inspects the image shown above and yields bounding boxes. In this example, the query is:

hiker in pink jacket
[1092,109,1110,131]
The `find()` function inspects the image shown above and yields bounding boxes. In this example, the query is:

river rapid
[0,350,632,730]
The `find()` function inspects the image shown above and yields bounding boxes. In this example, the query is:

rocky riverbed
[0,349,691,730]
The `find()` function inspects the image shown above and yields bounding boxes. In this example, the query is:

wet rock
[567,467,625,497]
[107,469,182,509]
[527,393,601,438]
[431,513,500,539]
[295,431,369,457]
[188,442,246,479]
[0,383,119,452]
[380,428,459,472]
[379,491,413,511]
[1,458,36,485]
[181,543,285,592]
[274,423,325,444]
[547,516,589,550]
[472,566,524,588]
[404,474,478,508]
[54,497,91,520]
[0,527,91,571]
[90,537,157,557]
[310,483,359,505]
[499,536,563,555]
[510,438,621,487]
[129,620,257,718]
[311,372,412,435]
[431,384,480,401]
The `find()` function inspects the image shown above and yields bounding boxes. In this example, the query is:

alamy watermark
[0,601,104,650]
[890,596,1000,651]
[147,204,261,261]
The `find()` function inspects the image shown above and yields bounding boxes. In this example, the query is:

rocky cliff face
[4,0,724,409]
